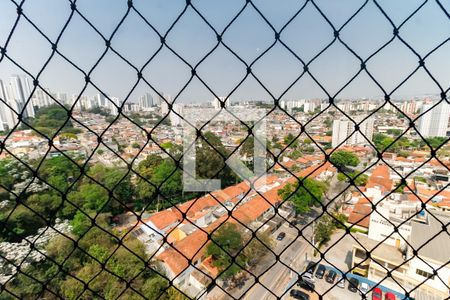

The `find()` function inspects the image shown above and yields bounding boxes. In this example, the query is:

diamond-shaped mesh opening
[0,1,449,300]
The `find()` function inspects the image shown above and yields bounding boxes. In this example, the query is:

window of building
[416,269,434,280]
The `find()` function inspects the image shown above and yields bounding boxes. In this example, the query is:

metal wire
[0,0,449,299]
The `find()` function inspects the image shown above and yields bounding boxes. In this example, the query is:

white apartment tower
[417,101,450,137]
[32,88,53,108]
[212,97,231,110]
[0,80,15,131]
[332,116,374,148]
[169,103,184,126]
[8,75,35,118]
[139,93,153,111]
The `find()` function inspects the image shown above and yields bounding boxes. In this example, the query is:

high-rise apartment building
[170,103,184,126]
[212,97,230,110]
[32,88,53,108]
[332,116,374,148]
[417,101,450,137]
[0,80,13,131]
[139,93,153,111]
[0,76,37,130]
[8,75,35,119]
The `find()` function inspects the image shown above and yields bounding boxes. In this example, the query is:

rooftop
[409,211,450,263]
[353,233,405,266]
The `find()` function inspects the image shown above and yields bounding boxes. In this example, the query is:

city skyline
[0,0,449,103]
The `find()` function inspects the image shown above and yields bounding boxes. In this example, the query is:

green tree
[27,105,79,136]
[278,177,327,213]
[38,155,81,191]
[71,210,91,236]
[288,149,303,160]
[284,133,298,148]
[206,223,244,278]
[196,131,237,187]
[330,150,360,170]
[240,136,254,159]
[425,136,447,149]
[387,128,402,136]
[0,205,46,241]
[314,216,334,246]
[240,231,274,267]
[337,172,369,186]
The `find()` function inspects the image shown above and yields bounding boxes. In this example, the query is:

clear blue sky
[0,0,449,103]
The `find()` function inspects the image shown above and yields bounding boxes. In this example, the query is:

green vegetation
[0,131,245,298]
[196,131,238,187]
[394,182,406,194]
[288,148,303,160]
[337,172,369,186]
[284,133,298,148]
[0,156,137,242]
[329,150,359,170]
[278,177,327,213]
[0,152,193,299]
[26,105,81,137]
[3,217,186,299]
[424,136,447,149]
[386,128,403,136]
[315,213,348,247]
[373,134,447,153]
[206,223,273,279]
[414,176,427,183]
[372,133,412,152]
[87,106,110,116]
[207,223,245,278]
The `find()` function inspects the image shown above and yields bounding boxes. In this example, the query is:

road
[242,239,308,300]
[239,219,315,300]
[205,220,313,300]
[205,174,346,300]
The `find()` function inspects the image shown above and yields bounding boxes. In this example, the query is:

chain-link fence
[0,0,449,299]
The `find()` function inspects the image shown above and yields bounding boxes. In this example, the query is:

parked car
[289,220,299,227]
[290,289,310,300]
[348,277,359,293]
[304,261,317,276]
[372,287,383,300]
[336,275,345,288]
[384,292,396,300]
[325,270,337,283]
[360,282,370,295]
[297,279,315,292]
[301,272,314,283]
[276,232,286,241]
[315,264,326,279]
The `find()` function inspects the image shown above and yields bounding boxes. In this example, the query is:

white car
[336,275,345,288]
[301,272,315,283]
[359,282,370,295]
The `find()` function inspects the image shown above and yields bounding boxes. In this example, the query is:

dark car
[348,277,359,293]
[276,232,286,241]
[315,264,326,279]
[290,289,310,300]
[325,270,337,284]
[305,261,317,275]
[297,279,315,292]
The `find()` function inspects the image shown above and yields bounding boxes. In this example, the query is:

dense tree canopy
[206,223,245,278]
[278,177,328,213]
[337,172,369,186]
[26,105,81,136]
[205,222,271,279]
[329,150,360,171]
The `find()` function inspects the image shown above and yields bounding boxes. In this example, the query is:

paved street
[205,175,348,300]
[205,216,315,300]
